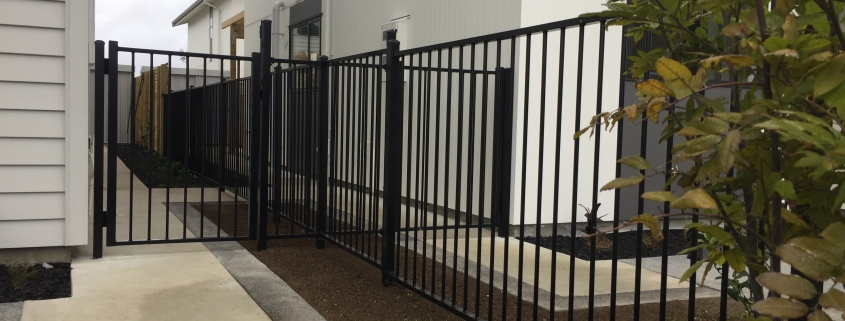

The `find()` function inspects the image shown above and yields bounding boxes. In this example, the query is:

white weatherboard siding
[0,0,92,249]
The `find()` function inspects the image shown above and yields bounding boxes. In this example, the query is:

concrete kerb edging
[0,302,22,321]
[169,202,327,321]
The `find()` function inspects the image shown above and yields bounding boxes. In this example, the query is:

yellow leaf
[641,191,678,203]
[718,130,741,173]
[700,56,723,69]
[723,55,756,67]
[752,298,809,319]
[808,310,833,321]
[635,79,673,98]
[647,98,664,123]
[601,175,645,191]
[629,214,663,241]
[623,104,639,123]
[756,272,818,300]
[655,58,693,98]
[819,289,845,311]
[783,14,798,41]
[670,188,718,210]
[721,22,750,37]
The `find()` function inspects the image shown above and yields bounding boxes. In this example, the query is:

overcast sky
[96,0,194,69]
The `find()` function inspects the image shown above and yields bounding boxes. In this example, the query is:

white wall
[505,1,624,224]
[185,0,245,69]
[0,0,92,249]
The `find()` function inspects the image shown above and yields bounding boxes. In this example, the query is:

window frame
[289,16,321,61]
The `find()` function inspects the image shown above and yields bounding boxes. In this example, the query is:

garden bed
[0,263,71,303]
[195,203,745,320]
[114,144,203,188]
[520,229,693,260]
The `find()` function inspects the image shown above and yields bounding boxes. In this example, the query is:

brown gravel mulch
[195,203,747,321]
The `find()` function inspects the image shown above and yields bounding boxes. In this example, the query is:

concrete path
[17,149,321,321]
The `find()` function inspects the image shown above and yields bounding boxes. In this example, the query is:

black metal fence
[94,16,734,321]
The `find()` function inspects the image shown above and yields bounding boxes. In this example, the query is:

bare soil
[0,263,71,303]
[195,203,746,320]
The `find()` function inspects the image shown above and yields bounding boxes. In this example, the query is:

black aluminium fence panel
[93,15,739,321]
[95,41,257,250]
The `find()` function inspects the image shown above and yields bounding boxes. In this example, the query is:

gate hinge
[101,211,108,227]
[103,59,110,75]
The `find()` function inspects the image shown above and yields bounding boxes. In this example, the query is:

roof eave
[172,0,206,27]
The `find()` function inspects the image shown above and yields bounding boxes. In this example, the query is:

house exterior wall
[184,0,244,70]
[181,1,632,226]
[0,0,92,249]
[509,1,625,225]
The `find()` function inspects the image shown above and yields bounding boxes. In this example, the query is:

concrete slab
[22,253,270,321]
[19,150,277,321]
[169,203,326,321]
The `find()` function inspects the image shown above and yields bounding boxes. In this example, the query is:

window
[290,17,321,61]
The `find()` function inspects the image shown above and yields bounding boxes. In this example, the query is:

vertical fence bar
[257,20,273,250]
[248,52,262,241]
[93,40,105,258]
[381,30,402,287]
[316,55,330,249]
[106,41,119,246]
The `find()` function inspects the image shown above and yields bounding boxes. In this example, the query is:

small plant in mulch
[3,262,38,290]
[0,262,72,303]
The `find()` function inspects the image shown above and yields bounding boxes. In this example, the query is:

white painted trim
[64,0,90,246]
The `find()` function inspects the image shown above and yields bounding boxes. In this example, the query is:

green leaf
[774,180,798,200]
[629,214,663,241]
[777,237,845,281]
[718,130,741,173]
[618,156,653,170]
[641,191,678,203]
[819,289,845,311]
[781,207,811,230]
[679,260,705,283]
[756,272,818,300]
[713,112,744,124]
[808,310,833,321]
[814,54,845,97]
[821,222,845,251]
[723,248,747,273]
[686,223,735,246]
[764,37,789,51]
[670,189,719,210]
[690,117,730,135]
[752,298,809,319]
[804,1,831,36]
[655,58,693,98]
[600,175,644,191]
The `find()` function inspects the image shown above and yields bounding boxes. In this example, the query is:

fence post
[248,52,262,241]
[381,30,403,287]
[93,40,105,259]
[316,55,330,249]
[492,67,514,237]
[257,20,273,251]
[106,41,119,247]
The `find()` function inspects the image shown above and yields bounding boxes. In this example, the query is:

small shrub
[3,262,38,290]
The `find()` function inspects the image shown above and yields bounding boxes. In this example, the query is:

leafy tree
[580,0,845,319]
